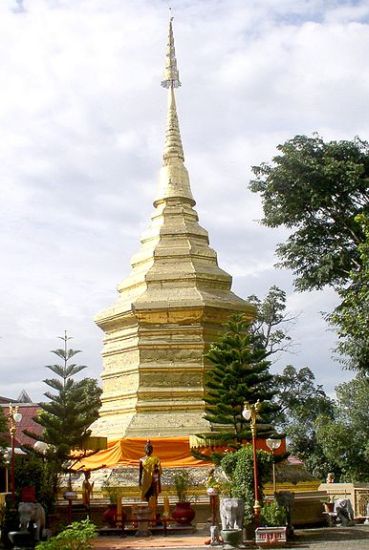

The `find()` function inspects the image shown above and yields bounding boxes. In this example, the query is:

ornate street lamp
[242,400,262,523]
[3,449,10,493]
[266,438,282,496]
[7,404,23,502]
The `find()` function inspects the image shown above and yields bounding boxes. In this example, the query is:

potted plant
[255,501,287,548]
[171,470,196,526]
[101,478,123,528]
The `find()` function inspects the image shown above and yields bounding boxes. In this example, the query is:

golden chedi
[92,19,254,440]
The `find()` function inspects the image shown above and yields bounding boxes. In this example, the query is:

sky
[1,0,369,402]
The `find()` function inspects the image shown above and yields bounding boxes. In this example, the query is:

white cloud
[1,0,368,401]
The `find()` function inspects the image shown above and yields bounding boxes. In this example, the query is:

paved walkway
[93,525,369,549]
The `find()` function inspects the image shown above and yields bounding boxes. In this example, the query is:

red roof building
[0,391,42,448]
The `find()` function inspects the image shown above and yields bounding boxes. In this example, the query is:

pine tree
[202,314,277,445]
[25,332,102,464]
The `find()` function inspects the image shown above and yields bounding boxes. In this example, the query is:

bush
[221,446,272,524]
[260,501,287,527]
[35,520,96,550]
[15,455,57,513]
[173,470,191,502]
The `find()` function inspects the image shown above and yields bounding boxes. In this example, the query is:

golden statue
[139,440,162,502]
[82,470,94,508]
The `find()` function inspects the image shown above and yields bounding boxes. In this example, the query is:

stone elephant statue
[18,501,46,541]
[220,498,244,530]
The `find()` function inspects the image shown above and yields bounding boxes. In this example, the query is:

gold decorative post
[7,404,22,502]
[3,449,10,493]
[243,400,262,523]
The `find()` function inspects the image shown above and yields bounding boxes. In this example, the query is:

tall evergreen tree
[25,332,102,464]
[202,314,278,445]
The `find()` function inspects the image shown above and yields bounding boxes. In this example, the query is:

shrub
[221,446,272,524]
[173,470,191,502]
[35,519,96,550]
[260,501,287,527]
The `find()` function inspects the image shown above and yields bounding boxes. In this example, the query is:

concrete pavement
[93,525,369,549]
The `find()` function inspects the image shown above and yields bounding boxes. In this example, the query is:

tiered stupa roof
[92,18,254,440]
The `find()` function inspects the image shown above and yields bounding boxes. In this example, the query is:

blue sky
[1,0,369,401]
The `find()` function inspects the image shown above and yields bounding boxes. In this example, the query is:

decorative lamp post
[266,438,282,496]
[242,400,262,523]
[3,449,10,493]
[7,404,23,502]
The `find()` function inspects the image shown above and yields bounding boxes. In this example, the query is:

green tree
[25,333,102,475]
[273,365,335,479]
[250,135,369,292]
[328,214,369,373]
[247,285,294,359]
[201,314,277,445]
[315,375,369,481]
[34,334,101,459]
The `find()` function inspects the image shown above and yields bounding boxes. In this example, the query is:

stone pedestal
[255,526,287,548]
[135,504,151,537]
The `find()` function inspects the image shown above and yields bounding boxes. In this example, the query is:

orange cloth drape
[73,436,213,470]
[72,436,286,471]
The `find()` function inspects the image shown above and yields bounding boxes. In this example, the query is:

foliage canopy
[250,134,369,372]
[247,285,293,359]
[250,134,369,292]
[273,365,335,479]
[315,375,369,481]
[328,213,369,373]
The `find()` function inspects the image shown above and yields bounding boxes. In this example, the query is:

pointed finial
[161,14,181,89]
[160,16,185,164]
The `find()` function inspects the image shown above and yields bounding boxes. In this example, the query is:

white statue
[220,498,244,530]
[364,502,369,525]
[18,502,46,541]
[335,499,354,526]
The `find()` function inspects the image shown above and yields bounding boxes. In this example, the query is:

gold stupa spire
[91,17,254,440]
[161,17,184,164]
[161,16,181,89]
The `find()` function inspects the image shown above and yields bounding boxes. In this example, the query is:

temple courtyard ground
[93,525,369,549]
